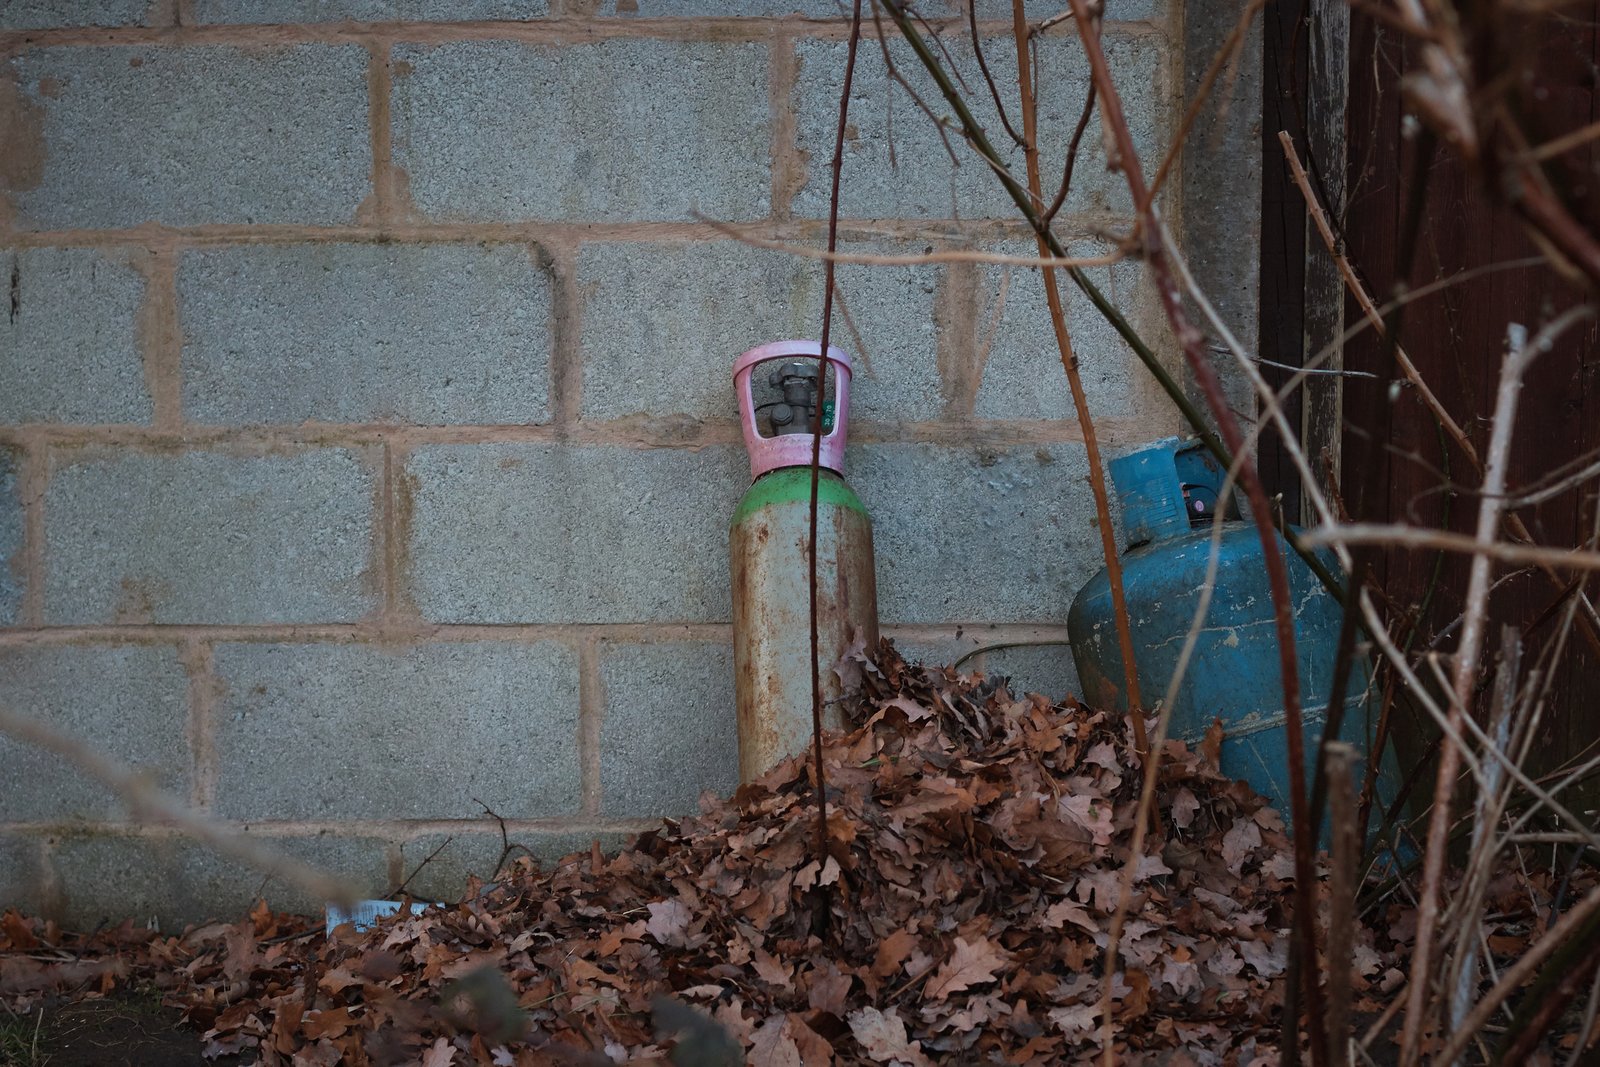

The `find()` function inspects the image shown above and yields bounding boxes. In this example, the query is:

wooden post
[1301,0,1349,525]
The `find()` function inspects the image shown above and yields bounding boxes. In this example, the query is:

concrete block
[180,243,554,426]
[0,1,148,28]
[983,642,1081,700]
[591,0,841,14]
[0,645,191,821]
[405,444,745,623]
[212,641,581,820]
[598,640,738,817]
[576,239,943,423]
[850,442,1103,624]
[44,449,377,624]
[0,834,47,916]
[5,46,370,229]
[49,831,393,927]
[884,631,979,671]
[972,239,1156,420]
[192,0,549,21]
[397,829,633,902]
[1,248,151,424]
[0,447,20,627]
[892,627,1081,700]
[586,0,1159,18]
[792,33,1163,220]
[391,39,769,222]
[966,0,1161,21]
[1181,0,1261,415]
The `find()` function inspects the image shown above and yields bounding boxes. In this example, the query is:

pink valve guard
[734,339,852,481]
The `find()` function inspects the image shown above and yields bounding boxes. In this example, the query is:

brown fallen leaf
[848,1006,933,1067]
[647,899,693,947]
[925,936,1011,1001]
[421,1035,456,1067]
[872,928,919,978]
[749,1013,804,1067]
[10,640,1527,1065]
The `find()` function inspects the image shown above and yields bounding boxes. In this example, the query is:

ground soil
[1,996,247,1067]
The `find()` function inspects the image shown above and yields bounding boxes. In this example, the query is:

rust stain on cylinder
[731,494,877,783]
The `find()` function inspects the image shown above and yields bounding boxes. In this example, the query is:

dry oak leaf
[1048,1002,1100,1039]
[421,1036,457,1067]
[1059,794,1115,846]
[1221,817,1262,875]
[750,1014,805,1067]
[1043,899,1097,933]
[784,1013,835,1064]
[882,695,933,722]
[646,899,693,946]
[317,967,363,995]
[1171,787,1201,829]
[1237,935,1287,978]
[1,913,39,951]
[848,1007,933,1067]
[925,935,1011,1000]
[872,928,919,978]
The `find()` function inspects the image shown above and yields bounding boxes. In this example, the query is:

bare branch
[693,218,1128,269]
[1301,524,1600,572]
[0,704,356,910]
[1433,878,1600,1066]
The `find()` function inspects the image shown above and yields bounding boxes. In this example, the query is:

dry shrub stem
[1400,310,1593,1064]
[1433,877,1600,1066]
[1279,131,1600,661]
[1303,524,1600,572]
[874,0,1229,470]
[1058,4,1325,1062]
[1006,2,1146,746]
[1446,626,1522,1035]
[807,0,864,882]
[0,704,356,908]
[1326,742,1359,1067]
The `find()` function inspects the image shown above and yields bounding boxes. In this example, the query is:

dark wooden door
[1267,2,1600,788]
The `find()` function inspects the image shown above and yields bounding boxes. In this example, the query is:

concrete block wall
[0,0,1255,927]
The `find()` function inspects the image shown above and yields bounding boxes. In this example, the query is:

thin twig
[1062,4,1325,1060]
[1326,741,1359,1067]
[0,704,356,908]
[1403,308,1592,1064]
[1145,0,1268,201]
[968,0,1027,151]
[1562,965,1600,1067]
[1278,131,1468,448]
[806,0,863,891]
[1445,626,1520,1035]
[391,835,454,899]
[1303,525,1600,570]
[1044,81,1096,224]
[1525,116,1600,163]
[1098,458,1243,1064]
[1281,131,1600,659]
[693,220,1128,270]
[1171,229,1345,551]
[1433,878,1600,1066]
[1403,323,1531,1063]
[877,0,1228,468]
[1009,0,1145,747]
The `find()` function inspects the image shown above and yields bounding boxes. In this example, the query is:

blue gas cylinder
[1067,437,1400,835]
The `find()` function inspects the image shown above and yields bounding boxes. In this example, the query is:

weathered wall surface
[0,0,1253,925]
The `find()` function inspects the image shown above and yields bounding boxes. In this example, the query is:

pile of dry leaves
[3,642,1417,1064]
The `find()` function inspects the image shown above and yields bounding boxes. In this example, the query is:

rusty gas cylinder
[729,341,879,782]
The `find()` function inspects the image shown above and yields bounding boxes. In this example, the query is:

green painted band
[731,467,869,527]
